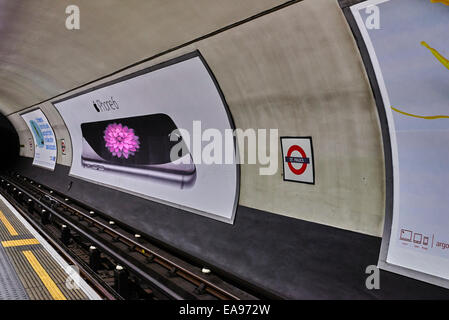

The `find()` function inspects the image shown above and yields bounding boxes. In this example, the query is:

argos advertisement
[53,52,239,223]
[352,0,449,285]
[21,109,57,170]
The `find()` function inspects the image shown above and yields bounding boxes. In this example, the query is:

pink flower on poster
[104,123,140,159]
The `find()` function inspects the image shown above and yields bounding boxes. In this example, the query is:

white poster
[352,0,449,282]
[53,52,239,223]
[21,109,57,170]
[281,137,315,184]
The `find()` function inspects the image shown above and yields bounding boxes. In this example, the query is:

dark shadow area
[0,114,19,170]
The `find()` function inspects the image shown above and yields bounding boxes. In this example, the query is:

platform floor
[0,194,100,300]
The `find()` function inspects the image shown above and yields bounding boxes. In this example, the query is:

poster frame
[52,50,240,224]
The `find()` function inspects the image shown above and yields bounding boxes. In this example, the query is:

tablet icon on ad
[400,229,413,242]
[413,233,423,245]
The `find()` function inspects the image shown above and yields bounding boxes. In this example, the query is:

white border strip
[350,1,400,250]
[0,193,101,300]
[350,0,400,260]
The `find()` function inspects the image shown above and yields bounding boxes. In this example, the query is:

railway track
[0,172,261,300]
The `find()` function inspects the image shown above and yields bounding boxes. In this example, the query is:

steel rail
[16,175,244,300]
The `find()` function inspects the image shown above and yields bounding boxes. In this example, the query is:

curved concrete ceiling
[0,0,286,115]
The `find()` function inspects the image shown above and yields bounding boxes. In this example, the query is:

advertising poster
[21,109,57,170]
[352,0,449,283]
[53,52,239,223]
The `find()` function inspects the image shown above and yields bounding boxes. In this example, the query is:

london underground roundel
[281,137,315,184]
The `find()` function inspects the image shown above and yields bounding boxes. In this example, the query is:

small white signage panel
[281,137,315,184]
[21,109,57,171]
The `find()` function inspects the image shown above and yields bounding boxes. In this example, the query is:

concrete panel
[39,102,72,166]
[196,0,385,236]
[7,113,33,158]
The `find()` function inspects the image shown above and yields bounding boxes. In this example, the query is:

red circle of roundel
[287,145,308,175]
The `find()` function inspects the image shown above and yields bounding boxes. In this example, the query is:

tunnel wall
[9,0,385,236]
[5,0,437,298]
[5,0,449,299]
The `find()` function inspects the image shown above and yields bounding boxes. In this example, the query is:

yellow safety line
[0,210,18,236]
[2,238,40,248]
[22,250,67,300]
[392,106,449,120]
